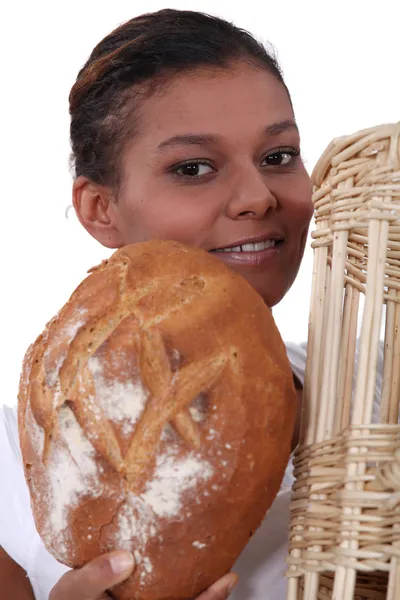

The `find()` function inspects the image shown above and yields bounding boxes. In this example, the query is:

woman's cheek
[288,188,314,226]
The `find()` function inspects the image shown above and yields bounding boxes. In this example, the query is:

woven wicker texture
[286,123,400,600]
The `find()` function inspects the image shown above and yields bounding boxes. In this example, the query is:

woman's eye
[263,151,298,167]
[174,161,214,177]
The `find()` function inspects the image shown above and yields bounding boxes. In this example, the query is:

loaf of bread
[18,240,297,600]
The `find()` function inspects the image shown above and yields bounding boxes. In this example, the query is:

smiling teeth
[216,240,277,253]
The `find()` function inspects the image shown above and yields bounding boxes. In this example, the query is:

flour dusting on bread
[88,356,149,436]
[45,406,101,555]
[142,449,213,518]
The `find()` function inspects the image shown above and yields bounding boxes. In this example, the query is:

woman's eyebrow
[156,120,299,152]
[157,133,220,151]
[264,119,298,136]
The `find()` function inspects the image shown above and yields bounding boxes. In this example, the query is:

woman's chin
[244,276,291,309]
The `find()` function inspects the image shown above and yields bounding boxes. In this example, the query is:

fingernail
[213,573,238,597]
[109,551,135,574]
[227,575,238,593]
[228,577,237,594]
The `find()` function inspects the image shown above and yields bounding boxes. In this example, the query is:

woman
[0,8,312,600]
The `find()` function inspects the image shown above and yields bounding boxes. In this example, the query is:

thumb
[50,551,135,600]
[196,573,238,600]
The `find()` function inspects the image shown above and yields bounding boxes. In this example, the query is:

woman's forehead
[133,64,294,145]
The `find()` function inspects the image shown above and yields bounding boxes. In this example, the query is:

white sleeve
[0,403,37,570]
[0,404,69,600]
[285,342,307,386]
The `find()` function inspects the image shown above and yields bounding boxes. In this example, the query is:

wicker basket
[286,123,400,600]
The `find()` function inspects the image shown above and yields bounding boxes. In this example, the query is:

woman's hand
[49,550,237,600]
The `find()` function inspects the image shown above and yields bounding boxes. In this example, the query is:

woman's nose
[225,166,278,220]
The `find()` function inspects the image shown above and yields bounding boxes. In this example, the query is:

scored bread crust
[18,240,297,600]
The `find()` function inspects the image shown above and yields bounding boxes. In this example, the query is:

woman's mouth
[210,237,284,266]
[213,239,278,252]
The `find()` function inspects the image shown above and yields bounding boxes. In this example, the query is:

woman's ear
[72,176,124,248]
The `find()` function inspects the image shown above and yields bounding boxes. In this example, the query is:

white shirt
[0,343,308,600]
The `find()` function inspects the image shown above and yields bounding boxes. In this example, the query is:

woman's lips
[210,243,283,267]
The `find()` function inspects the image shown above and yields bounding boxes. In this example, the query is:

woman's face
[76,63,313,307]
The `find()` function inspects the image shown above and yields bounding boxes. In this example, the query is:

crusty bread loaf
[18,240,297,600]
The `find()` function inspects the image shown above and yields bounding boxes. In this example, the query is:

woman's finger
[49,551,135,600]
[196,573,238,600]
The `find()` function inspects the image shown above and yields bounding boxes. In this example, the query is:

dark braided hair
[69,9,289,189]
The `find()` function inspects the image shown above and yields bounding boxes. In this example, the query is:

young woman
[0,9,313,600]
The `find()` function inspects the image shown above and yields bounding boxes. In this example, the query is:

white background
[1,1,399,406]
